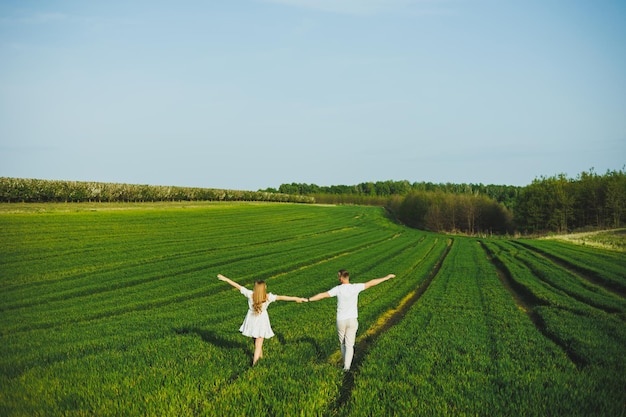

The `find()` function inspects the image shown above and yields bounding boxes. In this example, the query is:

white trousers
[336,318,359,371]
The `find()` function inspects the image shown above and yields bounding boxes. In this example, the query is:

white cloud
[260,0,441,16]
[0,12,67,25]
[26,12,68,23]
[0,10,138,29]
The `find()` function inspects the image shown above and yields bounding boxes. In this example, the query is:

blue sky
[1,0,624,191]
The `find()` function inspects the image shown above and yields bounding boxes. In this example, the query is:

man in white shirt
[308,269,396,371]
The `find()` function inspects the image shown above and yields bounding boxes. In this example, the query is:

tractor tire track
[512,241,626,298]
[3,232,402,335]
[479,241,588,368]
[330,238,453,414]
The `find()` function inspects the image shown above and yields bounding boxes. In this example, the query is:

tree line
[267,180,520,209]
[0,178,314,204]
[2,168,624,235]
[514,169,626,234]
[265,168,626,235]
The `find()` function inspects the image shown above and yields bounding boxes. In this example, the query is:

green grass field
[1,202,624,416]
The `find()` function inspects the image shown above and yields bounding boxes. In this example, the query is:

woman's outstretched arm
[217,274,243,290]
[275,295,308,303]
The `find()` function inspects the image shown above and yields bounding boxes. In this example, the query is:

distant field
[542,228,626,252]
[1,202,624,416]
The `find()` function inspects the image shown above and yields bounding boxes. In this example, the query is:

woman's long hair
[252,281,268,314]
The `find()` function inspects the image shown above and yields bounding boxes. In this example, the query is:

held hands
[296,297,308,303]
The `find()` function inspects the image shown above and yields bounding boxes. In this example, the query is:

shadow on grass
[173,327,250,352]
[291,336,325,360]
[173,327,295,351]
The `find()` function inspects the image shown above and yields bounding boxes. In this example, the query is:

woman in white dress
[217,274,308,365]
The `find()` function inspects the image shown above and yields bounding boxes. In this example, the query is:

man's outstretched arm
[364,274,396,290]
[308,292,331,302]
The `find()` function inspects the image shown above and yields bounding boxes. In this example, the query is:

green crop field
[1,202,624,416]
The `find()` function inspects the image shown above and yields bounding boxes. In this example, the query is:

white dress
[238,287,277,338]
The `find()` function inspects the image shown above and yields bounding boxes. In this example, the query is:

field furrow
[514,239,626,296]
[343,238,624,416]
[1,203,624,416]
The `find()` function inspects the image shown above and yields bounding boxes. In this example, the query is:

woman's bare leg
[253,337,264,365]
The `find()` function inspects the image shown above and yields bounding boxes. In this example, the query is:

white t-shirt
[328,283,366,321]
